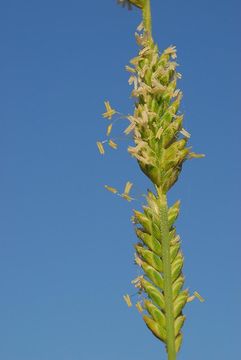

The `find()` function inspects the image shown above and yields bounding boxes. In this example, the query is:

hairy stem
[142,0,152,37]
[157,186,176,360]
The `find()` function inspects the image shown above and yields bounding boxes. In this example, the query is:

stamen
[123,294,132,307]
[105,185,118,194]
[136,301,144,313]
[96,141,105,155]
[102,101,117,120]
[108,140,118,149]
[124,181,133,195]
[106,124,113,136]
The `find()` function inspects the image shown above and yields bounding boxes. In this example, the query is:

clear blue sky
[0,0,240,359]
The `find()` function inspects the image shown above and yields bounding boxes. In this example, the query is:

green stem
[157,187,176,360]
[142,0,152,37]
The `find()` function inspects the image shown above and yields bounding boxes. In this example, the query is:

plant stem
[157,186,176,360]
[143,3,176,359]
[142,0,152,37]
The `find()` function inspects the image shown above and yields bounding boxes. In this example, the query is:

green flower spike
[100,1,204,359]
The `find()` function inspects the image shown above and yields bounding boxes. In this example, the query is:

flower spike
[99,1,204,359]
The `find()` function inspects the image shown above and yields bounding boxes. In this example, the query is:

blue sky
[0,0,240,359]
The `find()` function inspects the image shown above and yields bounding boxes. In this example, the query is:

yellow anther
[123,294,132,307]
[134,253,142,267]
[156,127,164,139]
[106,124,113,136]
[187,291,205,303]
[125,65,136,73]
[124,181,133,195]
[180,128,191,138]
[124,123,135,135]
[102,101,116,120]
[137,22,144,32]
[136,302,144,313]
[194,291,205,302]
[121,193,133,202]
[105,185,118,194]
[96,141,105,155]
[108,140,118,150]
